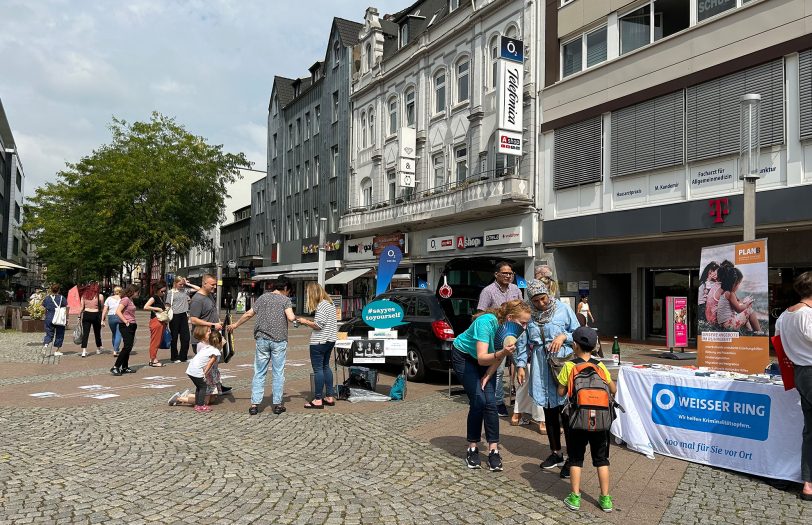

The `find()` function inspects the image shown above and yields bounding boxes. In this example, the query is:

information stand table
[611,366,804,482]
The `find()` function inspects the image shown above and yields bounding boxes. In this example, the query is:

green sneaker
[564,492,581,511]
[599,494,614,512]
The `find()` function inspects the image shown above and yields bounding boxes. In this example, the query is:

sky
[0,0,405,195]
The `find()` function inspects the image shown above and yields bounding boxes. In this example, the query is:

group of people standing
[452,261,616,513]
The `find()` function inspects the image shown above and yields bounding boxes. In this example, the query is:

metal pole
[318,217,327,286]
[743,179,756,241]
[739,94,761,242]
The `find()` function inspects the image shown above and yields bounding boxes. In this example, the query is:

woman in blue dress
[515,279,580,478]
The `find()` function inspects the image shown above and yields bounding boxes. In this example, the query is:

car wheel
[406,346,426,382]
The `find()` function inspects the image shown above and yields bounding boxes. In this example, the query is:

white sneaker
[173,360,182,364]
[80,351,87,358]
[53,351,64,356]
[168,392,181,406]
[96,348,103,355]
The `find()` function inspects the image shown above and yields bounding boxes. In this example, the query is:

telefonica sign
[498,59,523,133]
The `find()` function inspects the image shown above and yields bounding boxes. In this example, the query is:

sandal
[304,401,324,409]
[148,361,165,367]
[323,399,336,407]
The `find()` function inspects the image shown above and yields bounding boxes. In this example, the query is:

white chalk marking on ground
[29,392,59,398]
[139,384,176,389]
[219,375,237,379]
[143,376,178,381]
[78,385,110,391]
[84,393,120,400]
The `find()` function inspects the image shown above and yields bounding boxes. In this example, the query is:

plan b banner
[697,239,769,373]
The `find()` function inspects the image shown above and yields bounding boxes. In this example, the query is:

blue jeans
[107,315,122,352]
[495,360,506,406]
[251,337,287,405]
[309,341,335,400]
[452,349,499,444]
[43,319,65,348]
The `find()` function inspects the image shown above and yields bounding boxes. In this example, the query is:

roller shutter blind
[686,59,784,163]
[800,50,812,140]
[611,91,683,178]
[554,116,602,190]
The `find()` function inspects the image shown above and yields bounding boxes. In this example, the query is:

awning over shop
[324,268,371,285]
[283,270,318,279]
[0,259,26,270]
[252,274,281,281]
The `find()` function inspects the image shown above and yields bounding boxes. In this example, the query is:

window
[388,169,397,203]
[330,202,338,233]
[361,178,373,207]
[16,172,21,191]
[553,116,602,189]
[286,216,291,240]
[495,150,517,176]
[271,176,277,201]
[400,23,409,48]
[369,109,375,144]
[388,98,398,135]
[305,112,311,139]
[686,59,784,162]
[255,191,261,215]
[295,165,301,192]
[294,213,300,239]
[454,145,467,183]
[697,0,740,22]
[314,156,320,185]
[272,96,278,116]
[489,35,499,89]
[433,152,446,188]
[365,43,373,71]
[288,124,293,149]
[562,26,607,78]
[313,207,319,231]
[456,59,470,103]
[272,133,278,157]
[361,112,367,147]
[14,203,20,222]
[261,189,265,209]
[449,0,461,12]
[287,169,292,195]
[332,92,339,122]
[314,105,320,134]
[800,49,812,139]
[303,211,310,238]
[304,160,310,188]
[405,88,415,128]
[620,1,689,56]
[331,146,339,178]
[271,220,276,243]
[333,40,340,66]
[295,118,301,144]
[434,71,446,114]
[611,91,684,178]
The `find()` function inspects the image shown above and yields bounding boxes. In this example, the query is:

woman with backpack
[515,279,580,479]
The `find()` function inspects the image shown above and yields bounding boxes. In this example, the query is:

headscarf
[526,278,557,325]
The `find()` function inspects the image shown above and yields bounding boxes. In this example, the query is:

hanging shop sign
[497,129,522,156]
[483,226,523,246]
[400,172,415,188]
[372,233,408,257]
[399,127,416,158]
[497,59,523,133]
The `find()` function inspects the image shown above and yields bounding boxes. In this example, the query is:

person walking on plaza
[101,286,123,357]
[775,271,812,501]
[557,326,616,512]
[167,276,199,362]
[452,299,531,471]
[518,279,580,479]
[577,296,595,326]
[78,282,105,357]
[112,285,140,376]
[43,284,68,356]
[228,278,295,415]
[477,261,522,417]
[143,280,170,367]
[296,282,338,409]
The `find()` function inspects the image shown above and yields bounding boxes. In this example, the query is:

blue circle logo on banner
[363,300,405,329]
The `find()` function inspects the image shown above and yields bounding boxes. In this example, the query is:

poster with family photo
[697,239,769,373]
[353,339,386,364]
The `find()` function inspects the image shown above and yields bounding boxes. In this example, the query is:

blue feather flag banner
[493,321,525,351]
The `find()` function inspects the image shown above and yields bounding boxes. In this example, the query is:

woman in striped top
[296,282,338,409]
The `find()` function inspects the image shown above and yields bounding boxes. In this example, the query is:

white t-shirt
[186,343,221,378]
[776,306,812,366]
[104,296,121,315]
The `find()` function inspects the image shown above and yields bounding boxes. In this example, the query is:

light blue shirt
[514,300,580,408]
[453,313,498,360]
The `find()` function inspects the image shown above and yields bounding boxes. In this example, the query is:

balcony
[339,169,532,234]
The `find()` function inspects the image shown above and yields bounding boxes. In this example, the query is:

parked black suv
[338,288,456,382]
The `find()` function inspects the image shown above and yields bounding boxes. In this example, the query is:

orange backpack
[565,358,616,432]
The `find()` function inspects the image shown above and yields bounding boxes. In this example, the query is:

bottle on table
[612,336,621,366]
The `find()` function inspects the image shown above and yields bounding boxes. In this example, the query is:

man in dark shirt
[188,274,230,392]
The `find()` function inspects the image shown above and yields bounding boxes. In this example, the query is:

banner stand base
[662,348,697,360]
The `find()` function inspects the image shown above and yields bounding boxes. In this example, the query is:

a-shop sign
[483,226,523,246]
[456,235,484,250]
[497,129,522,157]
[344,235,375,261]
[427,236,456,252]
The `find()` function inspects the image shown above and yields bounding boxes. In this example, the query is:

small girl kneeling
[170,326,223,412]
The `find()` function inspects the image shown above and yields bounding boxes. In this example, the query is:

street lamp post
[318,217,327,286]
[740,94,762,242]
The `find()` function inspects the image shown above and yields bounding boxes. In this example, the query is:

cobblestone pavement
[1,322,809,523]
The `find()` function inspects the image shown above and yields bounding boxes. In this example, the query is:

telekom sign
[709,197,730,224]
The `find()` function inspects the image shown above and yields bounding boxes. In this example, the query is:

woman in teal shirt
[452,299,531,472]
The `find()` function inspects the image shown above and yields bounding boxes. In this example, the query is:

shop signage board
[399,127,416,158]
[697,239,769,373]
[344,236,375,261]
[400,172,415,188]
[373,233,408,257]
[456,235,483,249]
[689,160,736,195]
[666,296,688,348]
[500,36,524,63]
[497,60,523,133]
[483,226,522,246]
[497,129,522,156]
[427,236,456,252]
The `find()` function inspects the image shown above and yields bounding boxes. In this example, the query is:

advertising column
[697,239,769,373]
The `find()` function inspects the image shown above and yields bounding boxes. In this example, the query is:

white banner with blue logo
[611,367,803,482]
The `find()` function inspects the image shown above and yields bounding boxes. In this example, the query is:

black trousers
[81,311,103,349]
[188,374,208,406]
[114,323,137,370]
[169,312,190,361]
[543,405,572,454]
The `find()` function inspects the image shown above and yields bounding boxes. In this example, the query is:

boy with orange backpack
[556,326,618,513]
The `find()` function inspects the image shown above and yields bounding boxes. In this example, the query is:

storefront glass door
[646,269,699,340]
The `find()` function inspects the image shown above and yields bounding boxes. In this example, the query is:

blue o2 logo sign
[362,300,405,329]
[651,384,771,441]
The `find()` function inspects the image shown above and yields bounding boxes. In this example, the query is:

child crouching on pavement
[169,326,223,412]
[556,326,617,513]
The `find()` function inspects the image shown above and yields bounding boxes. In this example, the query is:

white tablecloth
[611,366,804,482]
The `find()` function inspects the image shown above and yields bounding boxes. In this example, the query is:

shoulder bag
[166,290,175,321]
[541,327,574,377]
[52,296,68,326]
[155,296,171,323]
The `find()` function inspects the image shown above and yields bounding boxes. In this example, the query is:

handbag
[166,290,175,322]
[73,320,83,345]
[51,296,68,327]
[541,328,574,377]
[771,334,796,390]
[156,310,170,323]
[159,326,171,349]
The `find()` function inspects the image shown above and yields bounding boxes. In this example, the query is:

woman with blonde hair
[452,299,532,471]
[296,282,338,409]
[101,286,123,357]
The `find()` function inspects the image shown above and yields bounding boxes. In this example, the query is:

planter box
[20,318,43,333]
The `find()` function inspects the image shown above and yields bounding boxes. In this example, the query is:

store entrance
[646,268,700,341]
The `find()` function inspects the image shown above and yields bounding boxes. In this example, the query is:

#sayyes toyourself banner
[697,239,769,373]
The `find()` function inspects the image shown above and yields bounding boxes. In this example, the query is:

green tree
[24,112,251,284]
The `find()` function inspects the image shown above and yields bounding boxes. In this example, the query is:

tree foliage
[24,112,251,284]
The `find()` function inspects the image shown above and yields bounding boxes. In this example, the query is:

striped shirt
[310,300,338,345]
